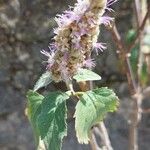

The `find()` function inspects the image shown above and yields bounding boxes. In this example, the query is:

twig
[90,131,101,150]
[127,4,150,52]
[107,24,125,52]
[107,2,150,150]
[128,1,143,150]
[108,23,141,150]
[108,24,137,94]
[129,88,142,150]
[98,122,113,150]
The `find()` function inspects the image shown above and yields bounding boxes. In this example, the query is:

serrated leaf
[74,87,119,144]
[73,69,101,82]
[26,90,44,146]
[37,92,69,150]
[34,72,52,91]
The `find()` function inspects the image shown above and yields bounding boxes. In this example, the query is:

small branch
[90,131,101,150]
[129,88,143,150]
[107,2,149,150]
[107,2,148,150]
[128,4,150,52]
[98,122,113,150]
[108,24,137,94]
[129,0,144,149]
[107,24,125,52]
[134,0,141,27]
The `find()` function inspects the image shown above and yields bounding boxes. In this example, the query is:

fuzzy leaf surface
[37,91,69,150]
[74,87,119,144]
[73,69,101,82]
[34,72,52,91]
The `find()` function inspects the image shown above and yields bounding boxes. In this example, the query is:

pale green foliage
[34,72,52,91]
[26,90,44,146]
[74,87,119,144]
[37,92,69,150]
[73,69,101,82]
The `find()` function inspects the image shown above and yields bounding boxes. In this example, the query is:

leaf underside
[73,68,101,82]
[34,72,52,91]
[74,87,119,144]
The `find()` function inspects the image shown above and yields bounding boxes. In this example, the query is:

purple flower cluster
[42,0,116,82]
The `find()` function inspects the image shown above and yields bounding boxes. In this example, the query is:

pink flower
[83,59,96,68]
[40,50,55,70]
[99,16,114,26]
[41,0,116,83]
[55,9,82,27]
[93,43,107,55]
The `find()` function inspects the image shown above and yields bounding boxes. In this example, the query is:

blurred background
[0,0,150,150]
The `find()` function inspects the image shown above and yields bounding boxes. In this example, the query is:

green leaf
[37,92,69,150]
[126,29,136,44]
[74,87,119,144]
[126,30,139,75]
[26,90,44,146]
[130,46,139,74]
[140,63,149,86]
[34,72,52,91]
[73,69,101,82]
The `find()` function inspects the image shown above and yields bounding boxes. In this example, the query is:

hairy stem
[129,90,142,150]
[129,1,141,150]
[90,131,101,150]
[98,122,113,150]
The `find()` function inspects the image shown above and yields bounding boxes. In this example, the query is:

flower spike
[41,0,115,82]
